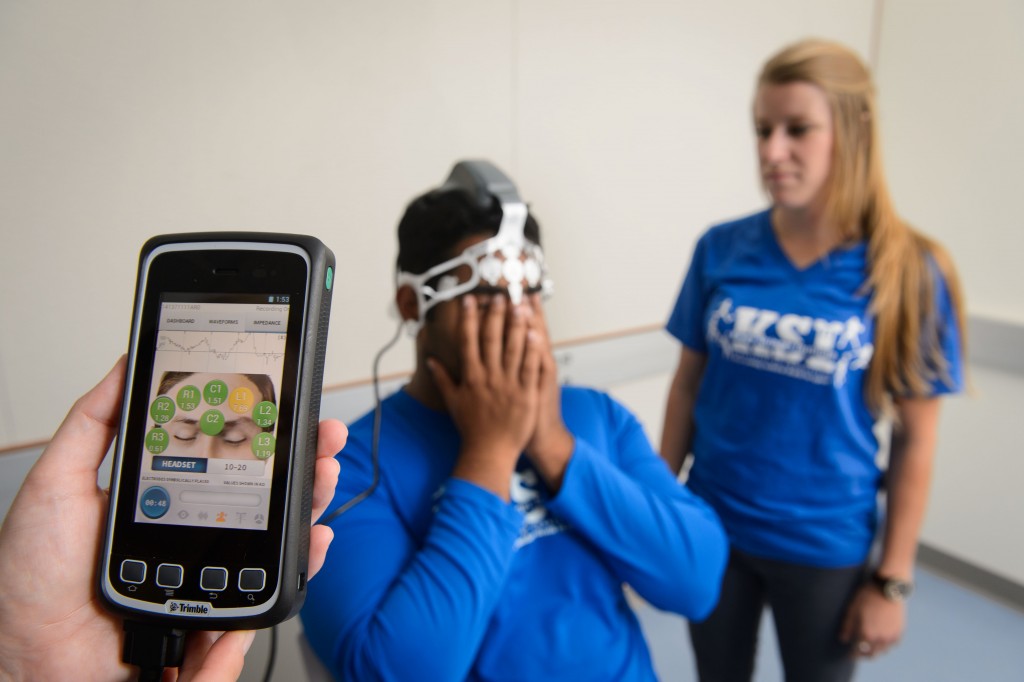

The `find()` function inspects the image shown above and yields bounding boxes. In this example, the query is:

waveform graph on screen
[155,330,287,376]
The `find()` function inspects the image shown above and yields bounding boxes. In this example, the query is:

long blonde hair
[758,39,966,414]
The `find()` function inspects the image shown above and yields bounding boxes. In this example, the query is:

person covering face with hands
[302,162,728,682]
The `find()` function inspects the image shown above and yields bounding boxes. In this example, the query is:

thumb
[176,630,254,682]
[838,600,857,643]
[33,355,127,480]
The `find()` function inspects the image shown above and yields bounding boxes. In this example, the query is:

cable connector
[122,620,186,681]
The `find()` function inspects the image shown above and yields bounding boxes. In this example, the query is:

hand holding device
[0,356,345,681]
[89,232,336,677]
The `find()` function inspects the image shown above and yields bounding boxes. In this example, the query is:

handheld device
[99,233,334,634]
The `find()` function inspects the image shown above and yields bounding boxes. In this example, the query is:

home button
[120,559,147,584]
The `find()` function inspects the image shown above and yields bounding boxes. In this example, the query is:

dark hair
[396,187,541,276]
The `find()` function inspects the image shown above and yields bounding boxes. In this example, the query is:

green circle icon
[200,409,225,436]
[150,396,175,424]
[203,379,228,406]
[176,385,201,411]
[253,401,278,428]
[252,433,276,460]
[145,427,169,454]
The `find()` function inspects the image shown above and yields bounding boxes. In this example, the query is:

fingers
[175,629,254,682]
[307,523,335,579]
[853,639,887,658]
[839,602,897,659]
[521,330,542,388]
[852,635,897,659]
[316,419,348,460]
[839,599,864,658]
[838,606,855,645]
[454,294,538,386]
[526,293,556,383]
[528,293,550,340]
[457,296,483,385]
[174,630,222,680]
[36,355,127,479]
[502,302,530,378]
[480,295,505,372]
[310,419,345,524]
[307,419,342,577]
[310,455,341,524]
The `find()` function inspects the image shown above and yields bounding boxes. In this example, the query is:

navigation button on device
[200,567,228,592]
[120,559,147,584]
[156,563,184,589]
[238,568,266,592]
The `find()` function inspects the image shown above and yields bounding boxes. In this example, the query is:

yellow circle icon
[228,387,255,415]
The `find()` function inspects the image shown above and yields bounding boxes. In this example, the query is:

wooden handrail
[0,323,667,458]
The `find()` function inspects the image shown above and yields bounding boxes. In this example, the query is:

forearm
[548,443,727,618]
[340,481,521,679]
[451,446,520,502]
[660,348,706,475]
[877,399,942,578]
[526,427,575,494]
[660,380,695,475]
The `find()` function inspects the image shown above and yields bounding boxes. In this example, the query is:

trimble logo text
[167,601,211,615]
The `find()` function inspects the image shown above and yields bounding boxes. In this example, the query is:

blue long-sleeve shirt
[301,386,727,681]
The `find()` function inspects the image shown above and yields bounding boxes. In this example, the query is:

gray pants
[688,548,866,682]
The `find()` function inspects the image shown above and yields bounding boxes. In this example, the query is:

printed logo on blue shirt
[708,298,873,387]
[510,468,567,549]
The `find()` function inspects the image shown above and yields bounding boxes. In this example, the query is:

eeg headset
[396,159,553,334]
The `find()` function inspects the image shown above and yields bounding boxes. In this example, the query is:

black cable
[256,323,403,682]
[122,620,186,681]
[261,623,278,682]
[319,321,403,526]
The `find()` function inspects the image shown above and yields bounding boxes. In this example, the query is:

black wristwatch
[871,571,913,602]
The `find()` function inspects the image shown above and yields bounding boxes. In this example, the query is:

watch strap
[871,571,913,602]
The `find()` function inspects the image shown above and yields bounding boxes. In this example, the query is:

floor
[635,566,1024,682]
[243,563,1024,681]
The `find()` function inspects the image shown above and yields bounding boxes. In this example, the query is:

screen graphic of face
[147,371,277,461]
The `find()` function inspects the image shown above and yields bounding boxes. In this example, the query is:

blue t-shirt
[301,386,727,681]
[666,209,963,567]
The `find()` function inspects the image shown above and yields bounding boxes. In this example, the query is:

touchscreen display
[133,294,291,531]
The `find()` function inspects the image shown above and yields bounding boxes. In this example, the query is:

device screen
[134,294,291,531]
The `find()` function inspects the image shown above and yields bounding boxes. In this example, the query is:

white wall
[0,0,873,449]
[876,0,1024,325]
[874,0,1024,586]
[924,363,1024,586]
[0,0,1019,606]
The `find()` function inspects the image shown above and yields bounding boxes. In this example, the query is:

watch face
[882,579,912,601]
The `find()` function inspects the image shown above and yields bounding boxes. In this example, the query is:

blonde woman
[660,39,966,681]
